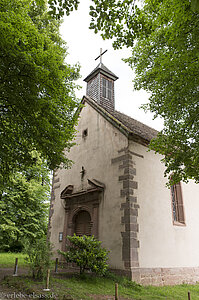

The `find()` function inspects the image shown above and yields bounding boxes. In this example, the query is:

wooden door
[74,210,91,236]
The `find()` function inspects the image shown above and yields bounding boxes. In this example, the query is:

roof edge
[82,96,153,146]
[82,95,129,138]
[84,63,118,82]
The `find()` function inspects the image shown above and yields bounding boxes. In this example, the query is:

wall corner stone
[111,147,140,273]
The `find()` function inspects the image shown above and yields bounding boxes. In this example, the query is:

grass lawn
[0,252,56,269]
[2,271,199,300]
[0,252,28,267]
[1,253,199,299]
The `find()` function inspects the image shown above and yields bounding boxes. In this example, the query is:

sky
[60,0,164,131]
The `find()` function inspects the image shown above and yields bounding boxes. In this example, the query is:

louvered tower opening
[74,210,92,236]
[84,62,118,112]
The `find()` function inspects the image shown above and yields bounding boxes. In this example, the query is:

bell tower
[84,49,118,111]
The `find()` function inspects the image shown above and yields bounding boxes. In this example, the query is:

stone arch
[61,189,102,251]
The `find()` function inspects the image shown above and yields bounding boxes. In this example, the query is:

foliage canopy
[88,0,199,184]
[0,152,50,252]
[0,0,80,187]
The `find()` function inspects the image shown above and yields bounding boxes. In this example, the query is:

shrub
[59,234,109,275]
[24,237,52,279]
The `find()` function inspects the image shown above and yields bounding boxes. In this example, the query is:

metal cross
[95,48,108,63]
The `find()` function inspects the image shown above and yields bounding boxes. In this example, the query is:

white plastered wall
[50,102,128,269]
[130,140,199,268]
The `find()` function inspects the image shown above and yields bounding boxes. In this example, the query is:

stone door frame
[61,189,102,252]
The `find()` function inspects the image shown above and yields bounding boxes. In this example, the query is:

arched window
[74,210,92,236]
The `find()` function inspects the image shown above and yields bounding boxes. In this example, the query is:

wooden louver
[74,211,92,236]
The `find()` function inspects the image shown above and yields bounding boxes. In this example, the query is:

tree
[0,152,50,252]
[88,0,199,184]
[48,0,80,19]
[59,234,109,275]
[47,0,199,22]
[0,0,80,188]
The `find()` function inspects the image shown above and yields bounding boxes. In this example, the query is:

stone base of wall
[131,267,199,286]
[53,263,199,286]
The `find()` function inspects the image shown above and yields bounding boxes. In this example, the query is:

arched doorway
[74,210,92,236]
[61,182,103,251]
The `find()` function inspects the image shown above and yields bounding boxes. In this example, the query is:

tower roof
[84,62,118,82]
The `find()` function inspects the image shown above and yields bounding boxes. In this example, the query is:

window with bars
[102,77,112,100]
[171,182,185,224]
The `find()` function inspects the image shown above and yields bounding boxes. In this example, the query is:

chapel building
[48,60,199,285]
